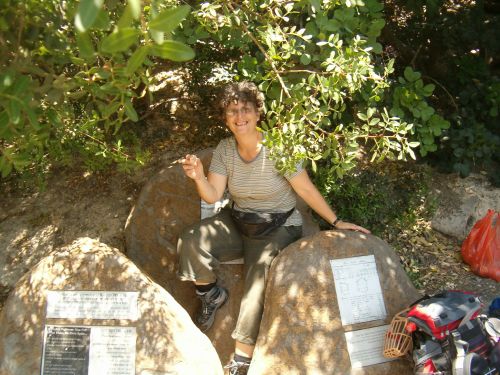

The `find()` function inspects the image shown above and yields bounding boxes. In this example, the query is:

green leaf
[357,112,367,121]
[150,40,195,62]
[70,56,86,66]
[8,100,21,125]
[453,163,470,177]
[0,111,10,138]
[385,58,395,74]
[149,5,190,33]
[1,71,14,90]
[101,101,121,118]
[25,107,39,129]
[0,110,8,126]
[310,0,321,12]
[367,19,385,37]
[0,156,13,178]
[126,46,150,75]
[75,0,105,32]
[422,134,434,145]
[124,100,138,122]
[432,126,443,136]
[370,42,383,54]
[93,9,111,30]
[12,76,30,96]
[100,28,140,53]
[150,29,164,45]
[76,32,95,60]
[365,0,384,12]
[194,26,210,39]
[118,4,134,29]
[300,53,311,65]
[423,83,435,96]
[325,19,340,32]
[0,16,7,32]
[128,0,141,19]
[403,67,421,82]
[12,155,30,171]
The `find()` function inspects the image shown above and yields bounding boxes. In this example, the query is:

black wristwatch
[331,218,341,228]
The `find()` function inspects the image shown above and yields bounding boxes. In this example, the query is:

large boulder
[249,230,420,375]
[124,149,242,363]
[431,173,500,240]
[0,238,223,375]
[124,149,319,363]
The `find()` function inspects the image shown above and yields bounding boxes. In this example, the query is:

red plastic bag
[461,209,500,281]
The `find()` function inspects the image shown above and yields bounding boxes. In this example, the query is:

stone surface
[124,148,319,364]
[124,149,242,363]
[249,230,420,375]
[431,173,500,240]
[0,238,222,375]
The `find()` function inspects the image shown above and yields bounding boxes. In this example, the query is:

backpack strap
[413,340,443,366]
[458,295,482,328]
[452,331,468,375]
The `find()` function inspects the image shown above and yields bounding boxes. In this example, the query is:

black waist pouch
[230,205,295,237]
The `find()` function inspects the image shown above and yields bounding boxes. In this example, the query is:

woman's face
[224,100,260,137]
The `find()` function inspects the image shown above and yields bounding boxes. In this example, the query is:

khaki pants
[177,208,302,345]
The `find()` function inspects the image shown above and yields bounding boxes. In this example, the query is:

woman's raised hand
[181,154,205,181]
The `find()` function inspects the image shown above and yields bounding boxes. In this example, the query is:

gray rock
[124,149,242,363]
[0,238,222,375]
[249,230,420,375]
[431,173,500,240]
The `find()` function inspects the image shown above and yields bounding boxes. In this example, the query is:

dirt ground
[0,78,498,315]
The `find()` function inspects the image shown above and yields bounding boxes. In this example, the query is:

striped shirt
[209,137,303,226]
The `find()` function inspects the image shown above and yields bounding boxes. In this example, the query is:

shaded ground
[387,221,498,306]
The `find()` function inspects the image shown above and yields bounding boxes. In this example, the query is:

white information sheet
[345,325,395,368]
[88,326,136,375]
[330,255,386,325]
[46,291,139,320]
[41,325,136,375]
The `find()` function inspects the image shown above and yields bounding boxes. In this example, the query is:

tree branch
[226,2,291,99]
[423,75,459,112]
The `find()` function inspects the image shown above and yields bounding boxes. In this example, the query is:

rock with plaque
[0,238,223,375]
[248,230,420,375]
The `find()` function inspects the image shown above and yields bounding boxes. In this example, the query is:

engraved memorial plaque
[41,325,136,375]
[46,291,139,320]
[41,326,90,375]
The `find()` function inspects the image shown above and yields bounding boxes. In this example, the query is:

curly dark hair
[219,81,265,116]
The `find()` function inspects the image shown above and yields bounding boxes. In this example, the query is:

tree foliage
[382,0,500,182]
[0,0,194,178]
[180,0,448,178]
[1,0,459,184]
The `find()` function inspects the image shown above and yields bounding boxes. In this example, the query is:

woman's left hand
[334,220,371,234]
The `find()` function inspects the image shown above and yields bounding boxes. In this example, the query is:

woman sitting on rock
[178,81,369,375]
